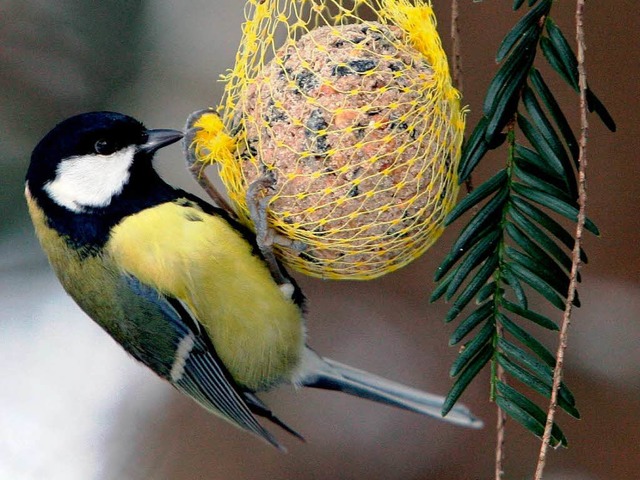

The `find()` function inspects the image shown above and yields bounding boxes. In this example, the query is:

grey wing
[120,274,287,450]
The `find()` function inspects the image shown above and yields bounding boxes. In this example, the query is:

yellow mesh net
[191,0,464,280]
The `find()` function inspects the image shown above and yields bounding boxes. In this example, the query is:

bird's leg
[183,109,236,217]
[246,172,305,285]
[246,172,287,284]
[247,172,307,251]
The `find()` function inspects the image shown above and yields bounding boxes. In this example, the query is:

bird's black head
[26,112,183,251]
[27,111,183,214]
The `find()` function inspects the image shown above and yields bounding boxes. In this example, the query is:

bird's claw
[246,172,302,284]
[183,108,236,216]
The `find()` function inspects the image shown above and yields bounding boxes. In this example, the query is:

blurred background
[1,1,638,479]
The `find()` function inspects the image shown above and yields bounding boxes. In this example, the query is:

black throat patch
[33,168,180,257]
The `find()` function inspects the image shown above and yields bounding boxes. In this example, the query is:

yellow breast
[107,200,305,391]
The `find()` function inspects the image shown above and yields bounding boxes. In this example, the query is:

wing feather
[121,274,285,449]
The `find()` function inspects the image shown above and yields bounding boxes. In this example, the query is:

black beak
[139,129,184,154]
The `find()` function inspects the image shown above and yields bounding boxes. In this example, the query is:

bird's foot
[246,172,305,284]
[183,108,235,216]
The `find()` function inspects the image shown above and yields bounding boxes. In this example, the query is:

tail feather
[298,350,483,429]
[243,392,306,442]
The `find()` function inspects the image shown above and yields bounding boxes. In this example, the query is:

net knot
[192,111,237,167]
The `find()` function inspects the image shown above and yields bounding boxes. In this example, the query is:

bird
[25,111,482,450]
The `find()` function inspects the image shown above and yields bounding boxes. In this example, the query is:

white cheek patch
[44,146,135,212]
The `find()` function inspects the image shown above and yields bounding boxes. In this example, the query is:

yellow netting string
[383,0,466,161]
[192,113,236,165]
[191,0,464,280]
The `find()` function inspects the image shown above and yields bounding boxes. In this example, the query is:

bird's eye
[94,139,116,155]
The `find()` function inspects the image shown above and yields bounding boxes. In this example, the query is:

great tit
[25,111,482,449]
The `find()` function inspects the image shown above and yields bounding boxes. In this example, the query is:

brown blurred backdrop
[1,1,638,479]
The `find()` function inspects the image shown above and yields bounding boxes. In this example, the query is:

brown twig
[533,1,589,478]
[451,0,463,93]
[495,361,507,480]
[450,0,473,194]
